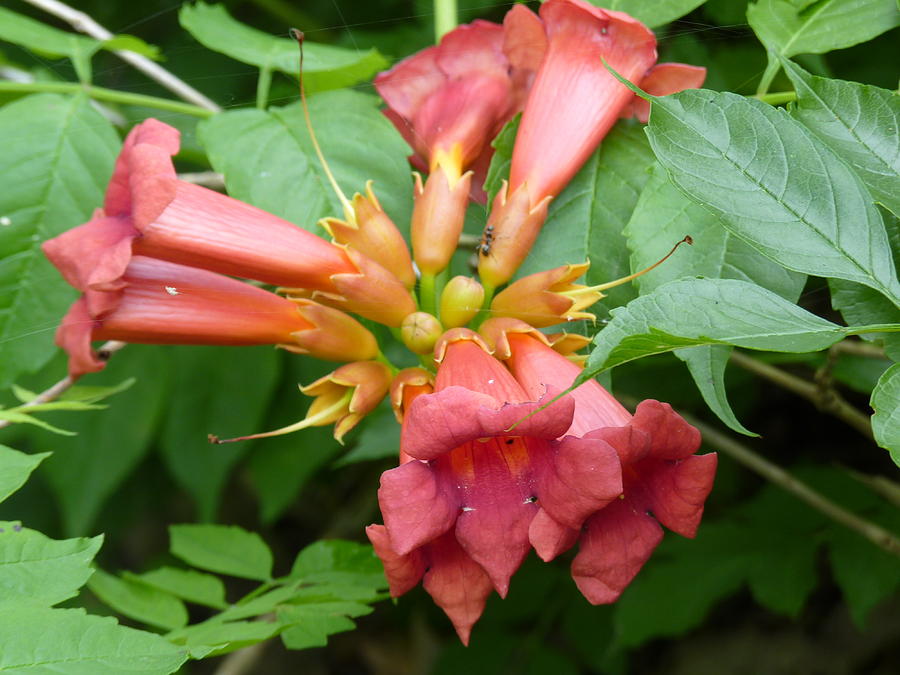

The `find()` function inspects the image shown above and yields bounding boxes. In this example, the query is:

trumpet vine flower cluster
[43,0,714,645]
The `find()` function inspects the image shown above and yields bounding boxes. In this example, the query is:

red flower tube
[368,329,622,643]
[503,329,717,604]
[57,257,379,378]
[42,119,355,293]
[376,19,524,276]
[478,0,706,288]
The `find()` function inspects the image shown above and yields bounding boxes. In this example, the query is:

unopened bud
[411,168,473,276]
[320,182,416,288]
[439,276,485,328]
[400,312,443,355]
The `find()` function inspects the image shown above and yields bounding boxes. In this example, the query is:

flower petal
[631,399,701,460]
[535,434,623,530]
[366,524,425,597]
[55,298,104,378]
[451,438,538,596]
[528,508,578,561]
[378,460,458,555]
[628,62,707,123]
[629,453,718,538]
[401,385,574,461]
[571,497,663,604]
[421,532,495,646]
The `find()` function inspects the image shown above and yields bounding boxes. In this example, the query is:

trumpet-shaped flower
[55,256,377,378]
[369,329,622,642]
[376,19,524,276]
[479,0,706,288]
[375,20,518,185]
[43,119,357,295]
[503,329,717,603]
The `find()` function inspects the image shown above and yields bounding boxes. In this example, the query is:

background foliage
[0,0,898,672]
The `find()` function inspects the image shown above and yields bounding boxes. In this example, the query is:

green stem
[848,323,900,336]
[256,67,273,109]
[419,273,437,316]
[470,281,495,330]
[756,55,781,96]
[375,351,400,375]
[755,91,796,106]
[433,0,458,41]
[0,81,214,118]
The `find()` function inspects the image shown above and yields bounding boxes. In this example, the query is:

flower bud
[301,361,393,443]
[282,246,417,327]
[400,312,443,355]
[477,181,551,290]
[282,298,379,362]
[490,262,598,327]
[439,276,485,328]
[411,168,473,276]
[320,181,416,288]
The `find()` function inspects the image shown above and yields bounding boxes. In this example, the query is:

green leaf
[827,520,900,627]
[482,116,518,206]
[871,363,900,467]
[38,346,170,536]
[59,377,136,404]
[613,523,747,647]
[0,7,98,82]
[277,604,360,650]
[624,164,806,435]
[782,60,900,217]
[88,569,188,631]
[625,165,807,302]
[179,2,387,90]
[290,539,387,588]
[0,409,77,436]
[170,524,273,581]
[169,619,281,652]
[0,94,119,389]
[0,523,102,607]
[198,92,413,233]
[590,1,707,27]
[675,345,758,436]
[127,567,227,610]
[748,0,900,58]
[100,35,162,61]
[584,277,850,377]
[213,585,302,623]
[646,89,900,305]
[520,121,657,311]
[332,405,400,467]
[0,607,187,674]
[830,279,900,360]
[0,446,50,503]
[248,425,340,524]
[158,346,279,521]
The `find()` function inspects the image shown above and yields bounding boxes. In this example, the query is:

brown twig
[831,339,888,359]
[729,349,874,440]
[681,410,900,559]
[843,467,900,510]
[0,341,126,430]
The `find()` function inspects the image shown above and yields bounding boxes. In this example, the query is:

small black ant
[478,225,494,256]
